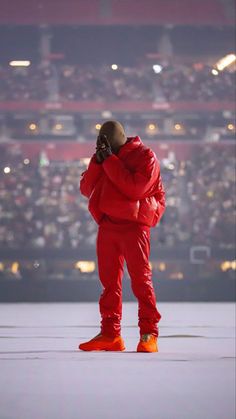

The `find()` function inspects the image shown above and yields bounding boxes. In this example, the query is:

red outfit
[80,136,165,337]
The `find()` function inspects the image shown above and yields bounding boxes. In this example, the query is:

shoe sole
[137,344,158,353]
[78,342,126,352]
[79,347,126,352]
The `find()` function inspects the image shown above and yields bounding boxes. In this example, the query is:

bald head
[99,120,126,154]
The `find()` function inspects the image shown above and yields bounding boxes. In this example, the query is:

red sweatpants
[96,220,161,337]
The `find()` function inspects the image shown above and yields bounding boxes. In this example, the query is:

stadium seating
[0,142,234,251]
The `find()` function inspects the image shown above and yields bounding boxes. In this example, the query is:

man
[78,121,165,352]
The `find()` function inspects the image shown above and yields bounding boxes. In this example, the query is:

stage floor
[0,302,235,419]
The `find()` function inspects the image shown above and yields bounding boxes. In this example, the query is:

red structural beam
[0,101,234,113]
[0,0,231,25]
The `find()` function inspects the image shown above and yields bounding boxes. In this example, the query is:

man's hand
[95,148,104,164]
[96,134,112,162]
[95,136,105,163]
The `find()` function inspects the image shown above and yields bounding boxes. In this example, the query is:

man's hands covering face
[95,135,112,163]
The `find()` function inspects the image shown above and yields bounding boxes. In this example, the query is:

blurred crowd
[0,63,235,102]
[0,65,51,101]
[0,144,235,252]
[157,146,235,248]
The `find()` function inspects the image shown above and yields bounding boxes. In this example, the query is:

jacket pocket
[99,178,140,221]
[138,196,159,226]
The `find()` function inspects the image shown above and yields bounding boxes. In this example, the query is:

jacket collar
[118,136,142,158]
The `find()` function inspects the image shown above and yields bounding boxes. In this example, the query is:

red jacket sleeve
[102,151,159,201]
[80,154,103,198]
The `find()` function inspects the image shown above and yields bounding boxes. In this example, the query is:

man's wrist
[92,153,102,164]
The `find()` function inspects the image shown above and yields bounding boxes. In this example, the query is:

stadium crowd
[0,63,234,102]
[0,144,235,251]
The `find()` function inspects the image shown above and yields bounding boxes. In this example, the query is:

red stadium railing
[111,0,229,25]
[0,0,232,25]
[0,101,234,113]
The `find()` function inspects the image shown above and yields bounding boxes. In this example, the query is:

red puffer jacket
[80,136,166,227]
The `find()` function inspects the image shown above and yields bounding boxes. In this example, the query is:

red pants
[96,220,161,337]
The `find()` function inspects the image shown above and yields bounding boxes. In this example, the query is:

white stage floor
[0,302,235,419]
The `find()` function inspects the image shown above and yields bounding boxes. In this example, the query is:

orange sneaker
[78,333,126,351]
[137,334,158,352]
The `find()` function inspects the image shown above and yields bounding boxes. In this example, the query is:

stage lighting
[54,123,63,131]
[3,167,11,174]
[146,123,158,135]
[159,263,166,272]
[29,123,37,131]
[153,64,162,74]
[9,60,31,67]
[11,262,19,274]
[74,261,95,273]
[221,261,236,271]
[216,54,236,71]
[227,123,235,131]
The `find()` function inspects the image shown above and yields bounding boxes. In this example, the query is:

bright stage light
[174,123,182,131]
[11,262,19,274]
[153,64,162,74]
[216,54,236,71]
[221,261,236,271]
[29,123,37,131]
[227,123,235,131]
[146,123,158,134]
[9,60,31,67]
[3,166,11,174]
[74,261,95,273]
[159,263,166,271]
[54,123,63,131]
